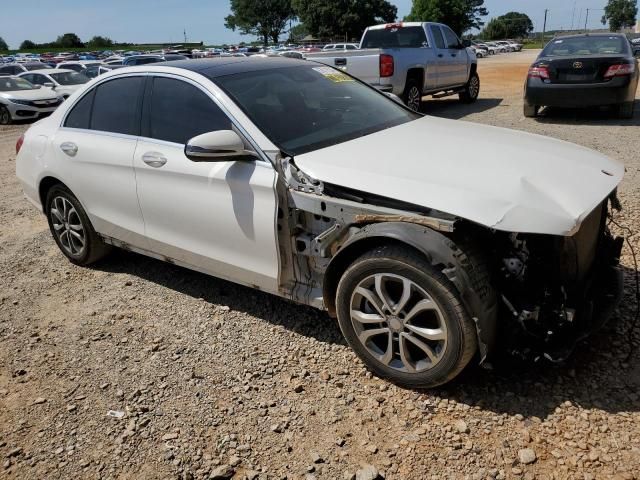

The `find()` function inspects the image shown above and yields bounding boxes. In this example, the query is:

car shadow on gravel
[534,100,640,127]
[94,250,639,418]
[419,97,504,119]
[94,249,347,346]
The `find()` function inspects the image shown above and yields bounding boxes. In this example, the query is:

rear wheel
[523,103,539,118]
[618,102,634,119]
[459,72,480,104]
[402,78,422,112]
[45,185,111,265]
[0,106,11,125]
[335,245,478,388]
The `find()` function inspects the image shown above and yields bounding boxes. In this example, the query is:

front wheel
[459,72,480,104]
[45,185,111,265]
[335,245,478,388]
[0,105,11,125]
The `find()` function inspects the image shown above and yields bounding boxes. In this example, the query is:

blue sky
[1,0,617,49]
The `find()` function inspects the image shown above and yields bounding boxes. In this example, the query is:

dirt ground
[1,51,640,480]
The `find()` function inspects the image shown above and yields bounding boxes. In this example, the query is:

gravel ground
[1,51,639,480]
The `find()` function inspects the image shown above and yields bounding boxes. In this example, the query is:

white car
[322,43,360,51]
[17,69,89,99]
[56,60,103,73]
[15,58,624,387]
[0,76,63,124]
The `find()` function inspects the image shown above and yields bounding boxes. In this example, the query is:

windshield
[361,26,428,49]
[216,64,420,155]
[0,77,36,91]
[50,71,89,85]
[542,36,629,56]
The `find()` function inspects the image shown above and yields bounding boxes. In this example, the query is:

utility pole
[584,9,589,31]
[542,9,548,46]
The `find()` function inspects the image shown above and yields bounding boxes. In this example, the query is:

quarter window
[147,77,232,145]
[64,89,95,130]
[90,77,144,135]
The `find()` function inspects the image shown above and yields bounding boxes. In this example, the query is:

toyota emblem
[573,61,583,69]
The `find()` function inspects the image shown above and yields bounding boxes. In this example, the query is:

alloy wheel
[407,87,421,111]
[349,273,448,373]
[50,196,86,256]
[468,76,480,99]
[0,107,10,125]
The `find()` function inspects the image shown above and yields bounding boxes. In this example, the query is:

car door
[133,75,280,291]
[440,25,468,86]
[55,75,148,248]
[428,25,447,88]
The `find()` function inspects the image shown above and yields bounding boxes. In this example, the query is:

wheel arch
[405,67,425,91]
[323,221,497,361]
[39,176,68,212]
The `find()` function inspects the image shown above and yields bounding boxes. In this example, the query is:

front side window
[442,27,461,49]
[91,77,144,135]
[216,64,419,156]
[29,74,47,85]
[146,77,232,145]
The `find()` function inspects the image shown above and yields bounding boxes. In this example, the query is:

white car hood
[0,88,58,101]
[294,116,624,235]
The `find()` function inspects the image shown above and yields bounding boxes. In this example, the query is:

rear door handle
[142,152,168,168]
[60,142,78,157]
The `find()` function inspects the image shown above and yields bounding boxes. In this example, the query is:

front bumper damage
[495,200,624,362]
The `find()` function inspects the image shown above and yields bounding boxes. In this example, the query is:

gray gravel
[1,51,639,479]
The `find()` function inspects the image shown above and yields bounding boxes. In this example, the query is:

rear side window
[442,26,461,49]
[430,26,446,49]
[90,77,144,135]
[64,90,95,129]
[361,26,428,49]
[146,77,232,145]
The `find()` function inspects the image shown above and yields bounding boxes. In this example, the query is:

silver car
[0,76,63,125]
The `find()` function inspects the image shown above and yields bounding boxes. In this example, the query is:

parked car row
[469,40,523,58]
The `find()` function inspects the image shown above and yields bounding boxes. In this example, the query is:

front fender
[326,221,497,361]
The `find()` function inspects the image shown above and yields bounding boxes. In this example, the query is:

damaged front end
[492,199,624,362]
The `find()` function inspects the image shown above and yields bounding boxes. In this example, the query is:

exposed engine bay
[276,156,624,364]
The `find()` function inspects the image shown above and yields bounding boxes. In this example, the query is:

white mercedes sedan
[16,58,625,387]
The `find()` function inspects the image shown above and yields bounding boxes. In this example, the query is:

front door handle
[60,142,78,157]
[142,152,168,168]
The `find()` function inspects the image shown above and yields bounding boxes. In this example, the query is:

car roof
[159,57,308,79]
[552,32,627,40]
[23,68,73,74]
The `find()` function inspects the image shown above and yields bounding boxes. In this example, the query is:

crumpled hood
[0,88,58,101]
[294,116,624,235]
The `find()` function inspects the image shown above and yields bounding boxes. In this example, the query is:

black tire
[459,71,480,104]
[335,245,478,388]
[523,103,539,118]
[45,184,111,265]
[618,101,634,119]
[0,105,11,125]
[402,78,422,112]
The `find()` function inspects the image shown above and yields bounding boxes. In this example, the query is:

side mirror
[184,130,259,162]
[34,84,42,89]
[44,82,55,88]
[462,39,471,48]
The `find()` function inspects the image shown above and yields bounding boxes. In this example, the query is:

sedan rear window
[216,64,419,155]
[542,36,629,56]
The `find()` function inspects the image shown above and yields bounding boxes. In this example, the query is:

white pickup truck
[307,22,479,111]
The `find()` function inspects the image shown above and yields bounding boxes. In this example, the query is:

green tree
[225,0,294,46]
[87,36,114,48]
[55,33,84,48]
[405,0,488,36]
[289,23,309,41]
[496,12,533,38]
[293,0,397,40]
[0,37,8,51]
[20,40,37,50]
[602,0,638,31]
[481,17,507,40]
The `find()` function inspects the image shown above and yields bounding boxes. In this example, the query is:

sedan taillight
[16,134,24,155]
[604,63,635,78]
[528,65,550,79]
[380,54,394,78]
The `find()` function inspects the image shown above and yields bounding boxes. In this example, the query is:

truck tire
[335,244,478,388]
[459,71,480,104]
[402,78,422,112]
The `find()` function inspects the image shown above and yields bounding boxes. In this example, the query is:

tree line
[0,34,115,52]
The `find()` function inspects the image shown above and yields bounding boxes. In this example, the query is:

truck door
[428,25,448,88]
[440,25,469,86]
